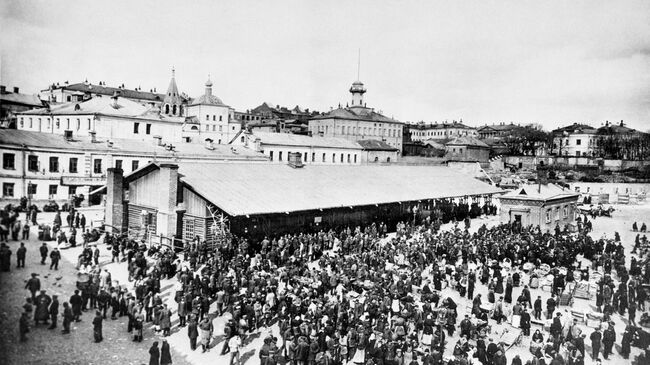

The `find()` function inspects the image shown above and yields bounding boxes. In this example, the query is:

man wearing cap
[25,273,40,302]
[16,242,26,268]
[92,310,103,343]
[550,312,562,339]
[260,336,272,365]
[48,294,60,329]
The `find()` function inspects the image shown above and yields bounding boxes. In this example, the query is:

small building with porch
[499,183,579,232]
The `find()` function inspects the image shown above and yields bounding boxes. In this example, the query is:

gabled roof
[357,139,398,151]
[136,162,503,216]
[446,136,489,148]
[552,123,597,134]
[597,123,640,135]
[312,106,402,124]
[18,97,185,124]
[250,131,362,149]
[421,139,446,150]
[46,82,164,102]
[0,92,44,107]
[500,183,579,202]
[412,122,474,130]
[478,123,521,132]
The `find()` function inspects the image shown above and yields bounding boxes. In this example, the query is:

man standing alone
[50,247,61,270]
[17,242,26,268]
[39,243,48,265]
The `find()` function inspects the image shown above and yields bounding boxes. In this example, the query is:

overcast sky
[1,0,649,130]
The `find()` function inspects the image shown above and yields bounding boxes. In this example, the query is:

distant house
[499,183,579,232]
[0,85,44,128]
[409,121,478,141]
[357,139,399,163]
[445,137,490,163]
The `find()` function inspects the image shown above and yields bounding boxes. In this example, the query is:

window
[241,136,245,143]
[206,115,210,121]
[563,206,568,218]
[2,183,14,197]
[3,153,15,170]
[576,139,581,145]
[205,124,210,131]
[76,118,80,130]
[87,118,91,130]
[133,122,140,134]
[219,116,222,122]
[354,154,357,163]
[340,154,344,163]
[29,118,33,128]
[555,207,560,221]
[93,159,102,174]
[387,157,391,162]
[69,158,78,173]
[347,154,351,163]
[49,157,59,172]
[49,185,57,197]
[304,153,308,162]
[66,118,70,129]
[459,148,463,154]
[66,95,72,102]
[278,151,283,161]
[322,153,326,162]
[219,126,222,132]
[132,160,139,171]
[27,183,37,195]
[115,160,123,170]
[56,118,60,129]
[183,219,195,241]
[146,124,152,135]
[269,151,274,161]
[28,155,38,171]
[332,153,336,163]
[212,115,216,121]
[374,157,379,162]
[312,153,315,162]
[545,210,551,223]
[47,118,51,129]
[69,186,77,196]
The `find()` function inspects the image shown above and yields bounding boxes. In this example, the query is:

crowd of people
[3,202,650,365]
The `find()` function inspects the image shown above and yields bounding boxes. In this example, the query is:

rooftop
[0,92,44,107]
[45,82,165,102]
[500,183,579,202]
[412,121,474,130]
[18,97,185,124]
[357,139,398,151]
[249,131,362,149]
[133,162,503,216]
[312,106,402,124]
[0,129,267,161]
[445,136,489,148]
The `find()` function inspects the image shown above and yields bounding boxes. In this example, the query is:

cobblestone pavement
[0,209,193,365]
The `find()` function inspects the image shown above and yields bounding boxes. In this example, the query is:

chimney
[111,92,119,108]
[158,164,179,239]
[153,135,163,146]
[105,167,125,234]
[204,138,214,150]
[620,120,624,127]
[89,131,97,143]
[13,86,19,93]
[0,85,5,93]
[253,137,262,152]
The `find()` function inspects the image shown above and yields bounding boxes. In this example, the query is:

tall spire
[163,68,182,116]
[357,48,361,81]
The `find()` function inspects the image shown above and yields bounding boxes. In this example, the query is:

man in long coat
[34,290,52,325]
[25,273,40,301]
[92,311,103,342]
[48,294,59,329]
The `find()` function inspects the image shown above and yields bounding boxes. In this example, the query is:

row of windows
[205,114,224,122]
[413,130,476,137]
[20,117,92,131]
[268,150,358,164]
[545,205,571,223]
[2,182,67,198]
[10,154,141,174]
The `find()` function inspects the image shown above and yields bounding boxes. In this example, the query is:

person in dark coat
[34,290,52,325]
[520,309,531,336]
[188,316,199,350]
[17,242,26,268]
[92,311,103,343]
[160,339,172,365]
[49,247,61,270]
[602,324,615,359]
[62,302,73,334]
[39,243,48,264]
[550,312,562,339]
[589,328,601,360]
[19,311,30,342]
[70,290,82,321]
[149,341,160,365]
[48,295,59,329]
[25,273,40,301]
[621,326,632,359]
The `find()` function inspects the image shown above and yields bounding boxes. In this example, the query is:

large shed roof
[170,163,502,216]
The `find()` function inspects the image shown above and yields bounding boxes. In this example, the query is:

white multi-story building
[0,129,268,207]
[409,121,478,142]
[550,123,599,157]
[182,77,241,145]
[308,80,403,151]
